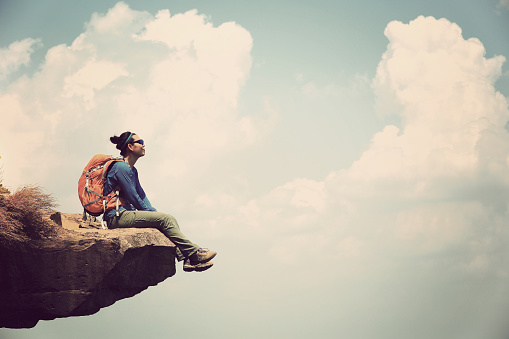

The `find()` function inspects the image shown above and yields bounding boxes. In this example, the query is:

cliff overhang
[0,211,177,328]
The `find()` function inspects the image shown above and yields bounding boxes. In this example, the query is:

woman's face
[129,134,145,157]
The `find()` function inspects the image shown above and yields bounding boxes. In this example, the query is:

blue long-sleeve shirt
[103,160,156,221]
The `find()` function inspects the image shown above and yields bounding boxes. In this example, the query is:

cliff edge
[0,210,177,329]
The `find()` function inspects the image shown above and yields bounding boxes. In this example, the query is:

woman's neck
[123,154,138,169]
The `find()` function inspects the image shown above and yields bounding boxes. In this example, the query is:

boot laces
[198,248,209,254]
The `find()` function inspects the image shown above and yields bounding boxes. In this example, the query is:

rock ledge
[0,212,177,328]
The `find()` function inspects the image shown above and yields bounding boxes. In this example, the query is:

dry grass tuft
[11,185,57,211]
[0,185,59,246]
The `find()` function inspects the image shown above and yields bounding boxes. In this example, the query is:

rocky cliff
[0,211,177,329]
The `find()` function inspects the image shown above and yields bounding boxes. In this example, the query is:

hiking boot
[189,248,217,265]
[183,259,214,272]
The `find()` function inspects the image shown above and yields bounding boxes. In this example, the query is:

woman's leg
[109,210,200,261]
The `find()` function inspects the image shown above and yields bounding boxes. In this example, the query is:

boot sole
[184,261,214,272]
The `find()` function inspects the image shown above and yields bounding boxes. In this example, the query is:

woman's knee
[161,213,179,229]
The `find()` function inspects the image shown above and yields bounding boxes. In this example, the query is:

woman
[104,131,216,272]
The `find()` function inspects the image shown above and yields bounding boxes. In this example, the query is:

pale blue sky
[1,1,509,338]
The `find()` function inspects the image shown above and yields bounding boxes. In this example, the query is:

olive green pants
[108,210,200,261]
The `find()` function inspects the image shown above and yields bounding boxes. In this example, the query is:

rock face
[0,212,177,329]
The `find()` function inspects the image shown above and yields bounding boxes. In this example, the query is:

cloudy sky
[1,0,509,338]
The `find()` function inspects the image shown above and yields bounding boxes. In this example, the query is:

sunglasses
[132,139,144,146]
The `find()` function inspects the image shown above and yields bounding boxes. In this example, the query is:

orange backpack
[78,154,127,228]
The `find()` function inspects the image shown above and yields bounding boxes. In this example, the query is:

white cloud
[356,14,508,260]
[186,16,509,333]
[367,16,508,185]
[63,60,129,109]
[0,2,275,208]
[0,38,41,80]
[206,16,509,290]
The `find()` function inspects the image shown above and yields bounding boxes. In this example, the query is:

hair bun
[110,135,120,145]
[110,131,134,154]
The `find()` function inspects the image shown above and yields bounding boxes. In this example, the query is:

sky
[1,0,509,338]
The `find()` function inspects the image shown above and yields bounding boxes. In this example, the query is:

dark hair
[110,131,135,156]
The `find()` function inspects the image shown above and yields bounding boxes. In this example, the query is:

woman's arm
[114,162,156,211]
[133,167,157,212]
